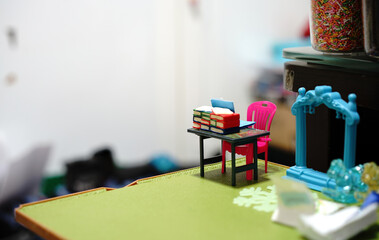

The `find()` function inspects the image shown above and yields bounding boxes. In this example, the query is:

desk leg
[253,139,258,181]
[221,141,226,173]
[231,143,236,186]
[200,136,205,177]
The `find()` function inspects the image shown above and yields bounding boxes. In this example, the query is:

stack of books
[193,101,255,135]
[210,113,240,135]
[193,106,213,131]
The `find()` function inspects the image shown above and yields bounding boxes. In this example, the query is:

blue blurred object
[272,39,311,66]
[211,98,235,113]
[322,159,368,203]
[150,154,178,173]
[361,191,379,209]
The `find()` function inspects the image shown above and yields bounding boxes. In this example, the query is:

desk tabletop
[15,159,379,240]
[187,128,270,144]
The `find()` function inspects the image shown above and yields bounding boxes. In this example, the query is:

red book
[211,120,239,129]
[210,113,240,122]
[193,122,201,129]
[200,119,210,125]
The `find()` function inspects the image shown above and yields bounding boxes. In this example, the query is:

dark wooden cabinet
[283,47,379,172]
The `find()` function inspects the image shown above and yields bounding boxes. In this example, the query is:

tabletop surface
[15,159,379,240]
[187,128,270,143]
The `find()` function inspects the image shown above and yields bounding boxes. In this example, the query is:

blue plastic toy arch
[285,85,360,191]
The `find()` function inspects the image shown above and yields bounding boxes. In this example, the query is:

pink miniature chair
[221,101,277,180]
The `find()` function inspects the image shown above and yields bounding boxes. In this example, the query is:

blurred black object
[65,148,179,193]
[1,201,41,240]
[66,148,116,193]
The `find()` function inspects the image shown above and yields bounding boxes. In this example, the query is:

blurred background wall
[0,0,309,175]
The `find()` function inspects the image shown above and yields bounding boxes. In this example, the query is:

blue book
[211,99,235,113]
[240,120,255,129]
[193,116,202,123]
[210,126,239,135]
[201,124,210,131]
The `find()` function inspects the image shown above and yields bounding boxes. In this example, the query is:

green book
[193,109,202,117]
[193,106,213,117]
[193,116,201,123]
[201,112,211,120]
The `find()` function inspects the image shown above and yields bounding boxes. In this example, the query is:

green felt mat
[18,160,379,240]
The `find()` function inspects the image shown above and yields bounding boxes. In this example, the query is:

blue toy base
[284,166,336,192]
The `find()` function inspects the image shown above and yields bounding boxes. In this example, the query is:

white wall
[174,0,309,163]
[0,0,158,173]
[0,0,309,175]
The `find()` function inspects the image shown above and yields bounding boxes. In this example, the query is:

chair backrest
[247,101,277,132]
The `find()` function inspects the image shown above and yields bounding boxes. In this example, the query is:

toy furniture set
[189,100,275,185]
[187,127,269,186]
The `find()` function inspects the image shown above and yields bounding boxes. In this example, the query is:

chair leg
[246,144,253,180]
[265,150,268,173]
[222,154,226,173]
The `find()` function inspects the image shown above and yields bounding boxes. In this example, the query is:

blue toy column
[343,94,358,169]
[295,88,307,167]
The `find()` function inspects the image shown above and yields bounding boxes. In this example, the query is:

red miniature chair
[221,101,277,180]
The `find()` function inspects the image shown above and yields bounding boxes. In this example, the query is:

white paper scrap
[297,203,378,240]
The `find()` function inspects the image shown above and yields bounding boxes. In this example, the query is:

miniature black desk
[187,128,270,186]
